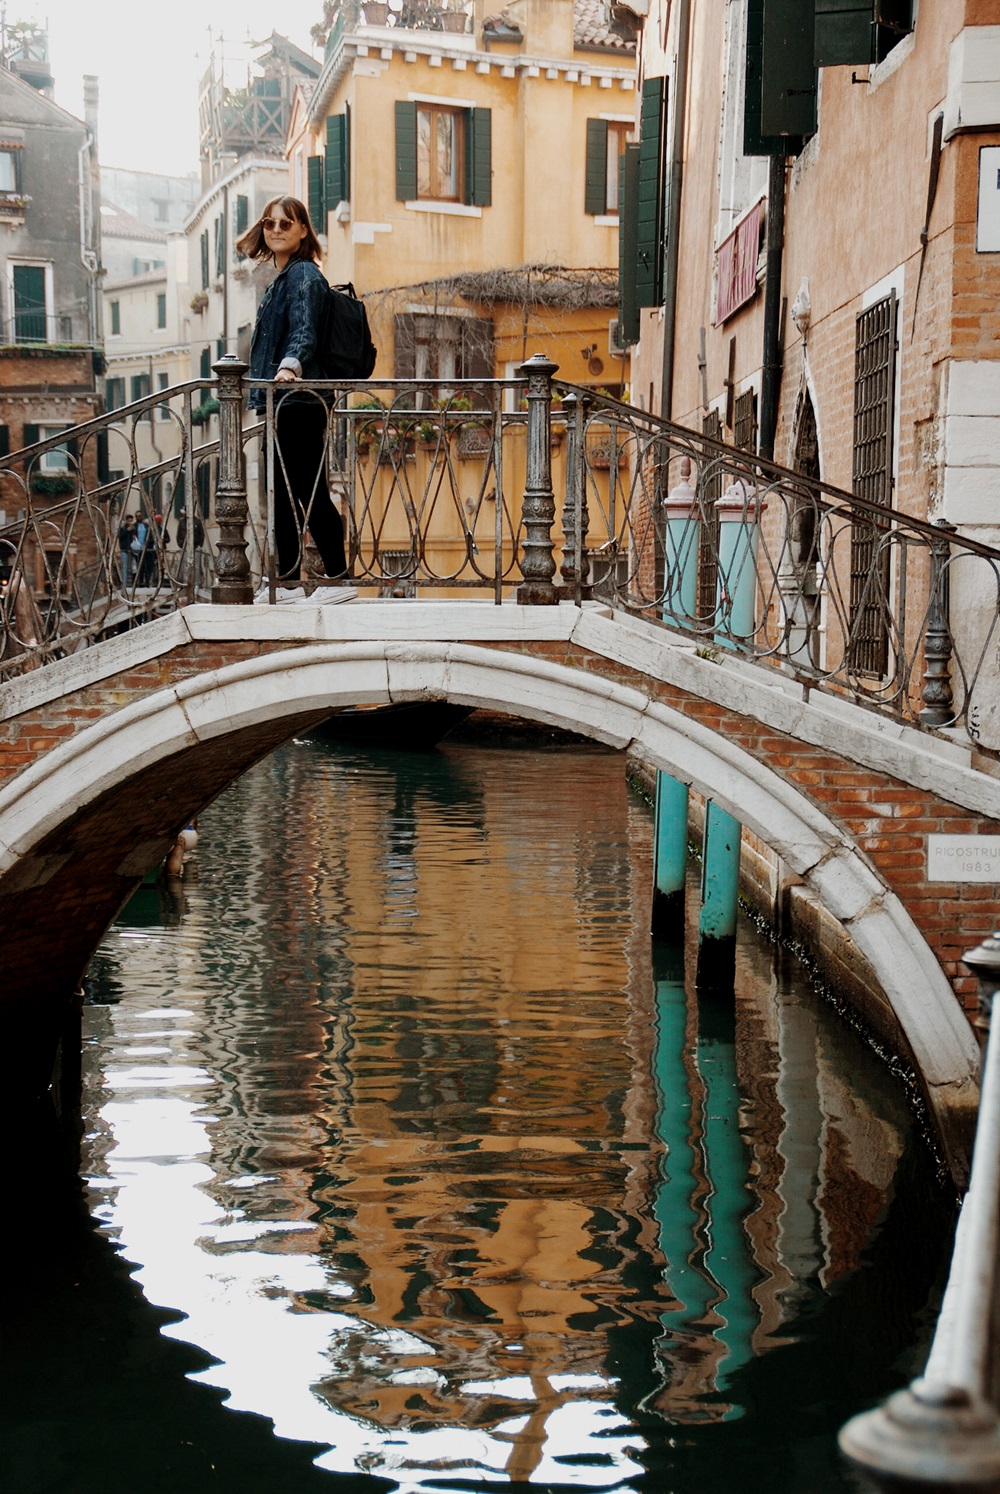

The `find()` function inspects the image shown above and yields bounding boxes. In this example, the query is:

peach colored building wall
[631,0,1000,550]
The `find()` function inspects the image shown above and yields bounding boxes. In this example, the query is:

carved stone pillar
[516,353,559,606]
[210,356,252,605]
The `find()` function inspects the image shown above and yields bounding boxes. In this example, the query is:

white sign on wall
[977,146,1000,253]
[927,834,1000,883]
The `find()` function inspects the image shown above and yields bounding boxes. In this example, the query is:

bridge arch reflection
[0,633,979,1167]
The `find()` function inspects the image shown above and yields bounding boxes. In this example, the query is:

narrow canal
[5,727,954,1493]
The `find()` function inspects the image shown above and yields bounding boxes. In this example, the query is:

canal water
[5,730,954,1493]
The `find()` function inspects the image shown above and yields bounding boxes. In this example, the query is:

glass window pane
[0,152,17,191]
[417,110,432,197]
[40,427,70,471]
[437,113,456,196]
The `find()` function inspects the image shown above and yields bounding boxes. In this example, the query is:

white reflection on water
[88,1081,636,1487]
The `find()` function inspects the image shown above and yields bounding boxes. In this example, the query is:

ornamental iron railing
[1,356,999,759]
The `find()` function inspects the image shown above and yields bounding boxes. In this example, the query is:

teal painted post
[697,800,741,989]
[652,772,688,938]
[662,454,699,631]
[695,478,764,988]
[652,456,700,938]
[715,476,763,649]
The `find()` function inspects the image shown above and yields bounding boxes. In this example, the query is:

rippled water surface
[7,734,954,1492]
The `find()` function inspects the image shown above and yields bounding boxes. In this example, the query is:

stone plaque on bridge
[927,834,1000,883]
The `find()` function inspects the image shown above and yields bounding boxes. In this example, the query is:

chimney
[83,75,99,152]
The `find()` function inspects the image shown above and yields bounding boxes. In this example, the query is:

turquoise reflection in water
[651,952,759,1419]
[16,737,954,1494]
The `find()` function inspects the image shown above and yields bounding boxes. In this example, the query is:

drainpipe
[79,76,101,346]
[659,0,691,419]
[758,151,787,460]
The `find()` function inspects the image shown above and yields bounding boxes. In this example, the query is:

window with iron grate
[733,389,758,453]
[849,291,896,677]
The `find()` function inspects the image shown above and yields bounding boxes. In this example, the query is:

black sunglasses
[262,216,296,232]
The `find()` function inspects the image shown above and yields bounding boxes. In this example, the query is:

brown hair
[235,196,323,265]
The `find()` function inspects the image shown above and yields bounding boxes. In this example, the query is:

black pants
[270,401,347,582]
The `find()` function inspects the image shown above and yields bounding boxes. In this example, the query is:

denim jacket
[248,258,327,411]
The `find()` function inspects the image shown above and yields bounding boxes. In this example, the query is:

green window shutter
[466,107,492,206]
[395,100,418,201]
[815,0,874,65]
[96,430,109,482]
[618,141,640,344]
[585,119,608,215]
[0,425,8,458]
[13,264,46,341]
[215,215,225,276]
[157,293,166,329]
[326,113,348,207]
[760,0,817,139]
[23,423,39,448]
[235,194,249,234]
[308,154,326,229]
[110,300,121,335]
[815,0,911,66]
[200,230,210,289]
[745,0,802,155]
[635,76,666,311]
[199,347,211,379]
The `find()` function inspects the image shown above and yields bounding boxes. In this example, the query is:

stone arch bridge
[2,599,998,1180]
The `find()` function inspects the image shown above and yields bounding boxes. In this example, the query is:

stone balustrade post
[920,518,957,728]
[516,353,559,606]
[211,356,252,606]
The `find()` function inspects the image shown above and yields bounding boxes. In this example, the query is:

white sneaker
[309,585,357,605]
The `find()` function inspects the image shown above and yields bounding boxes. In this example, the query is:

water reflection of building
[88,738,929,1480]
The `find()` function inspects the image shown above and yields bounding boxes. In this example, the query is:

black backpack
[321,281,377,380]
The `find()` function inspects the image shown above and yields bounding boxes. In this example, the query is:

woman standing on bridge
[236,197,347,591]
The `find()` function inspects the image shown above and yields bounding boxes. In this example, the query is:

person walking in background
[236,196,347,591]
[118,513,137,587]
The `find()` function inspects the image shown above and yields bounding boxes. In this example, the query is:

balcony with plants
[312,0,474,55]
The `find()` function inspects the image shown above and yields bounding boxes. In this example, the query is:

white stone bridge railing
[1,354,999,757]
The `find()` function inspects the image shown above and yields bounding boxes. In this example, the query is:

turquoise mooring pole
[696,478,764,990]
[697,801,741,989]
[652,773,689,938]
[652,457,700,939]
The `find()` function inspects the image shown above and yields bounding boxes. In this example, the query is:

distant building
[0,54,102,512]
[0,41,102,602]
[100,166,200,234]
[293,0,636,393]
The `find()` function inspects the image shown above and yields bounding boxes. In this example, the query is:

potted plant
[362,0,390,22]
[416,418,442,452]
[440,4,468,32]
[190,292,209,314]
[352,394,386,456]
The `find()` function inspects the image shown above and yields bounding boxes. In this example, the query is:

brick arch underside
[0,639,980,1165]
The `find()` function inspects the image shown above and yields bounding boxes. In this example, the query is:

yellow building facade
[289,0,636,392]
